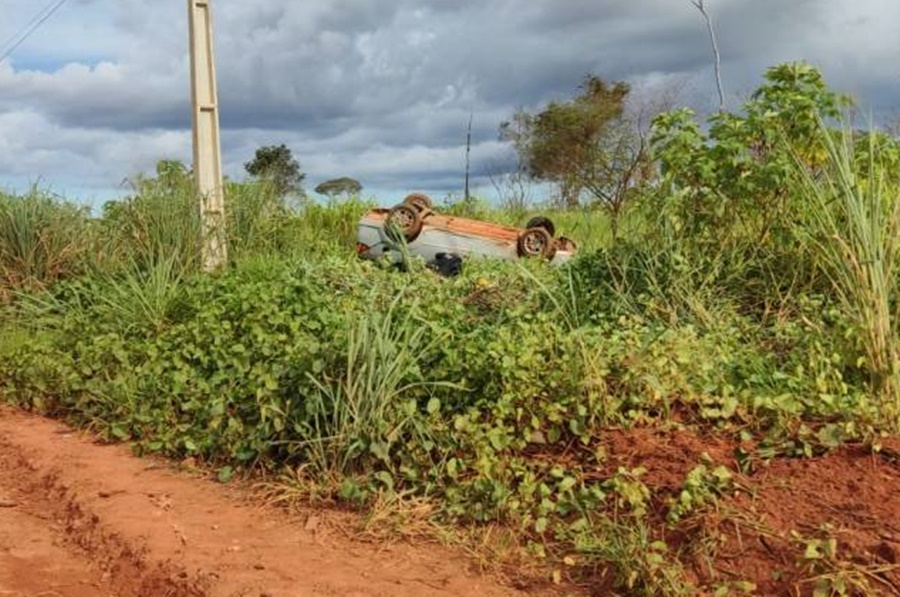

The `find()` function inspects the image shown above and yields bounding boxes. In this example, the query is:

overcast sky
[0,0,897,205]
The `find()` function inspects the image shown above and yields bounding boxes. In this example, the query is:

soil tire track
[0,407,537,597]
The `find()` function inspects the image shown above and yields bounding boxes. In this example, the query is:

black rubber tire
[525,216,556,238]
[403,193,434,213]
[517,227,556,260]
[385,203,424,242]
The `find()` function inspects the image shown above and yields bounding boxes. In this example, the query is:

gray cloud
[0,0,897,202]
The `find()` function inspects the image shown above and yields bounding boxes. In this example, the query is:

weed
[666,460,733,524]
[792,527,900,596]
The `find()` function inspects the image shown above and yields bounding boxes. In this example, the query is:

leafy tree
[314,177,363,199]
[501,75,647,211]
[244,144,305,197]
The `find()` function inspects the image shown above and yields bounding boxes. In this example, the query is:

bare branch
[486,156,533,213]
[691,0,725,111]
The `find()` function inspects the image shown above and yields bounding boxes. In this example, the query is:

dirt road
[0,407,541,597]
[0,490,109,597]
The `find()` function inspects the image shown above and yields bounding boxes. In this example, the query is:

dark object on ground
[428,252,463,277]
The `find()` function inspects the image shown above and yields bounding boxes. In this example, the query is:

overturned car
[356,194,577,274]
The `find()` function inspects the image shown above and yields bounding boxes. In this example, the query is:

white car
[356,194,577,274]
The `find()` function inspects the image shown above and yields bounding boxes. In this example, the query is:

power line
[0,0,70,66]
[0,0,59,54]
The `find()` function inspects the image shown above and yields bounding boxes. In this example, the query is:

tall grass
[292,197,373,254]
[100,181,201,275]
[1,177,616,299]
[794,121,900,424]
[226,180,294,258]
[14,255,186,340]
[294,293,447,489]
[93,257,187,333]
[0,188,93,296]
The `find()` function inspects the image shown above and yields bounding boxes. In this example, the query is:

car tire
[403,193,434,213]
[517,227,556,260]
[386,203,424,242]
[525,216,556,238]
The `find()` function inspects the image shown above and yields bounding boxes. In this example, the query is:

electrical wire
[0,0,59,54]
[0,0,70,65]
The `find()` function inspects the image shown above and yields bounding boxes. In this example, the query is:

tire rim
[522,231,547,255]
[391,207,416,231]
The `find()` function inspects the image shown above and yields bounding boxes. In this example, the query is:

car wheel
[386,203,424,242]
[403,193,434,213]
[517,227,556,260]
[525,216,556,238]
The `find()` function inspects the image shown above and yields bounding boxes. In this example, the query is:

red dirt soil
[0,406,549,597]
[714,444,900,595]
[597,427,900,596]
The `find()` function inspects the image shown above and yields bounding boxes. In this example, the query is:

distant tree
[500,75,635,209]
[314,177,363,199]
[244,144,305,196]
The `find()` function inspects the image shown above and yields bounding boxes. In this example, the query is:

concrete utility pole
[188,0,227,271]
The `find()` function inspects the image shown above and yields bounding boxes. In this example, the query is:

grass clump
[794,122,900,423]
[0,188,94,297]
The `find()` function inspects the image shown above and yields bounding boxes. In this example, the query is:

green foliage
[651,62,849,253]
[296,292,451,491]
[0,234,882,594]
[290,196,373,255]
[645,62,900,425]
[573,515,690,595]
[244,144,305,197]
[791,528,884,596]
[225,179,297,259]
[102,160,201,275]
[666,461,733,524]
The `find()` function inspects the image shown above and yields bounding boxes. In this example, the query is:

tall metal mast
[188,0,227,271]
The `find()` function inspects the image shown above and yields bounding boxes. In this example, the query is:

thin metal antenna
[188,0,227,271]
